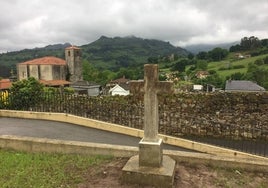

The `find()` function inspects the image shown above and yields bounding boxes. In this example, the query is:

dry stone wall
[157,92,268,140]
[3,92,267,140]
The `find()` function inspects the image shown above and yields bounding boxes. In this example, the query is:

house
[70,80,102,96]
[234,53,251,59]
[109,84,129,96]
[106,76,130,95]
[107,76,130,87]
[0,79,12,91]
[16,46,81,87]
[225,80,265,92]
[193,84,203,91]
[195,71,209,79]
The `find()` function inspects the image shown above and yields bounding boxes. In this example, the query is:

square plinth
[122,155,176,188]
[139,138,163,167]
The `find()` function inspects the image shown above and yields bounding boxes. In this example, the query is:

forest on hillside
[0,36,268,89]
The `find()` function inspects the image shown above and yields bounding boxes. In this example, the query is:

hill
[0,36,188,77]
[81,36,188,71]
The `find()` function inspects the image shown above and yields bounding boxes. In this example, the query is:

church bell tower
[65,46,82,82]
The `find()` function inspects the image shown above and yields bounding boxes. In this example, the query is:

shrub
[254,59,264,66]
[232,65,246,69]
[9,77,44,110]
[0,91,9,108]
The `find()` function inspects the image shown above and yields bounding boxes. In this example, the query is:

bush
[232,65,246,69]
[0,91,9,108]
[9,77,44,110]
[254,59,264,66]
[264,56,268,64]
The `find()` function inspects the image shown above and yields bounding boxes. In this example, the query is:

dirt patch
[77,158,268,188]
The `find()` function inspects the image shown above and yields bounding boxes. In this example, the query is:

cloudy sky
[0,0,268,53]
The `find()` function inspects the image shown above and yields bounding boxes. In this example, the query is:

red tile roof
[40,80,70,86]
[19,56,66,65]
[110,76,130,84]
[0,79,12,89]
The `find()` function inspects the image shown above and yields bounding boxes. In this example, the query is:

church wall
[28,65,39,80]
[40,65,53,80]
[17,65,28,81]
[52,65,66,80]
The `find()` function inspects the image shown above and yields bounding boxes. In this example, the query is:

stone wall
[2,92,268,140]
[157,92,268,139]
[60,92,268,140]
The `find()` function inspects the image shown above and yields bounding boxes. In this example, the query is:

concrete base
[139,138,163,167]
[122,155,176,188]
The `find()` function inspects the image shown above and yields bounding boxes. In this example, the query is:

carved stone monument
[122,64,176,188]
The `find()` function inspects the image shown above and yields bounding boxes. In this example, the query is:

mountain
[41,43,72,50]
[81,36,189,70]
[185,42,239,54]
[0,36,188,77]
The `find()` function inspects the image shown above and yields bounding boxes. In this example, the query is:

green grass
[0,149,113,188]
[207,54,268,79]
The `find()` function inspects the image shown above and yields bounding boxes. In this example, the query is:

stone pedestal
[122,155,176,188]
[139,138,163,167]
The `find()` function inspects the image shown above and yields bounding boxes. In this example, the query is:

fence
[1,92,267,157]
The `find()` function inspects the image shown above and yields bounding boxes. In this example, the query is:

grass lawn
[0,149,113,188]
[207,54,268,79]
[1,148,268,188]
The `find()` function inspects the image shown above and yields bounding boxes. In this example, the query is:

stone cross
[130,64,173,142]
[122,64,176,187]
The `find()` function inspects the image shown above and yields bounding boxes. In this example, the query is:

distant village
[0,46,265,95]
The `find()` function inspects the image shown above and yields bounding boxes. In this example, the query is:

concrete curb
[1,135,268,172]
[1,110,268,168]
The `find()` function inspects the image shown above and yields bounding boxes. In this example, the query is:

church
[16,46,101,95]
[17,46,82,87]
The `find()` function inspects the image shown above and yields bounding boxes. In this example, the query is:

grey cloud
[0,0,267,52]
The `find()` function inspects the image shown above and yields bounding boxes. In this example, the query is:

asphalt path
[0,117,191,151]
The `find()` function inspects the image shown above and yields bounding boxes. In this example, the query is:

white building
[109,84,129,96]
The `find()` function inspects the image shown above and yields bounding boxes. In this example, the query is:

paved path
[0,117,190,151]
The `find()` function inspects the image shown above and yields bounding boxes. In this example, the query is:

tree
[0,65,10,77]
[229,44,241,52]
[240,36,261,50]
[261,39,268,47]
[82,60,98,81]
[196,60,208,70]
[187,53,194,60]
[193,73,223,88]
[264,56,268,64]
[229,72,245,80]
[196,51,208,60]
[244,63,268,89]
[208,48,229,61]
[147,56,158,63]
[9,77,44,110]
[172,59,187,72]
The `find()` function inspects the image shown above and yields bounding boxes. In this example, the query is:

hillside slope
[0,36,188,77]
[81,36,188,70]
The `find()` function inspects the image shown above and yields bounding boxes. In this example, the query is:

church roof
[0,79,12,89]
[40,80,70,86]
[19,56,66,65]
[109,76,130,84]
